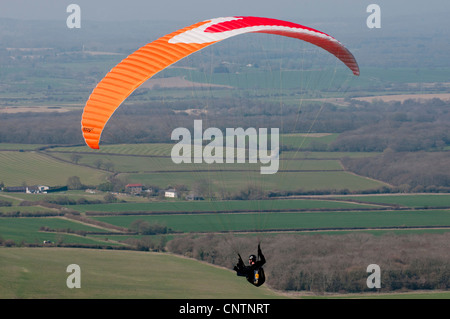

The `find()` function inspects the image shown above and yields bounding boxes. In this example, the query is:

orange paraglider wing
[81,16,359,149]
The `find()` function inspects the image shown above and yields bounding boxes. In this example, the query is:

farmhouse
[165,189,178,198]
[27,185,50,194]
[125,183,144,194]
[3,185,49,193]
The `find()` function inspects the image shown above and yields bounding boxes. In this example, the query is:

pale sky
[0,0,448,50]
[0,0,448,23]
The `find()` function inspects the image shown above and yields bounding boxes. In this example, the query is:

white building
[26,185,49,194]
[164,189,178,198]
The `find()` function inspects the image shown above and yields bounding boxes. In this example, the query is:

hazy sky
[1,0,449,22]
[0,0,448,48]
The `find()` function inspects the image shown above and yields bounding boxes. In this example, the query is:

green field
[49,152,345,173]
[47,141,374,158]
[0,248,280,299]
[0,144,47,151]
[71,198,379,214]
[92,209,450,233]
[123,170,386,193]
[0,217,111,244]
[47,143,174,156]
[335,194,450,208]
[0,151,109,187]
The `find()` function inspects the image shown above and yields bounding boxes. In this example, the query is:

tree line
[342,150,450,192]
[167,233,450,293]
[1,97,448,146]
[329,98,450,152]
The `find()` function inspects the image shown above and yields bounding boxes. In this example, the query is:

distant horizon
[1,0,449,24]
[1,11,449,32]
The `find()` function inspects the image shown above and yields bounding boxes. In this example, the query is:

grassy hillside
[0,248,281,299]
[1,247,449,299]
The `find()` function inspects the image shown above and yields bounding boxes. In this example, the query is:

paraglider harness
[233,244,266,287]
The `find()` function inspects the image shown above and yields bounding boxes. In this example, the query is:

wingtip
[85,141,100,150]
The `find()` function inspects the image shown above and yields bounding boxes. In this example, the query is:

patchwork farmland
[0,132,449,298]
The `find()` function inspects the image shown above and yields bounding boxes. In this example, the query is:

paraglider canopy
[81,16,359,149]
